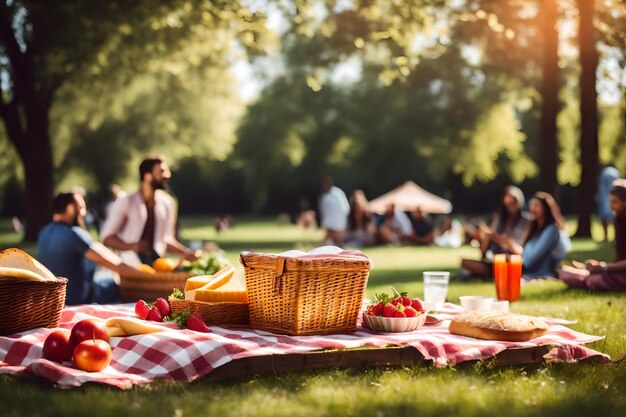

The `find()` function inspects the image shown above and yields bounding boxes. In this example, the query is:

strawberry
[154,298,171,316]
[147,306,164,322]
[401,296,412,307]
[404,306,418,317]
[135,300,151,320]
[371,302,384,316]
[185,314,211,333]
[411,299,424,312]
[382,304,396,317]
[390,297,401,306]
[393,310,406,318]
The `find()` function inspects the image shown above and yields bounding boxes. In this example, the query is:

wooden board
[205,345,563,382]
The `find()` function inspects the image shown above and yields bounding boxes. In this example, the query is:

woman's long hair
[347,190,369,231]
[523,192,565,245]
[496,186,524,233]
[347,196,360,231]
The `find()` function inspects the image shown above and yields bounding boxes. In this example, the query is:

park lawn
[0,216,625,417]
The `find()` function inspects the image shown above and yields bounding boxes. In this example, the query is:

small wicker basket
[240,251,371,335]
[120,271,192,302]
[169,298,249,326]
[0,277,67,335]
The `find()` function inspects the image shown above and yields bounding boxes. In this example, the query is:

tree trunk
[575,0,599,238]
[538,0,559,198]
[1,101,55,242]
[0,3,55,242]
[19,134,54,241]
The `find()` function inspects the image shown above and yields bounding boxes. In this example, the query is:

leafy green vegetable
[180,252,230,276]
[170,288,185,300]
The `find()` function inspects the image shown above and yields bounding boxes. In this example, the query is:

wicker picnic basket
[0,277,67,335]
[120,271,192,302]
[169,298,249,326]
[240,251,371,335]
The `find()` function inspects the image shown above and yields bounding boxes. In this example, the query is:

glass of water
[423,271,450,311]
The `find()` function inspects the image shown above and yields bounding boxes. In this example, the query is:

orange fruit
[152,257,178,272]
[136,264,156,274]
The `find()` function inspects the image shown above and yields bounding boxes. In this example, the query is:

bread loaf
[0,266,48,281]
[0,248,57,281]
[449,311,548,342]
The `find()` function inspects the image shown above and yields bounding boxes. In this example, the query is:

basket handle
[239,251,250,267]
[273,256,286,295]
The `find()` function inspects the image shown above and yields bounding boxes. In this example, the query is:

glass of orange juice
[493,254,508,300]
[507,254,523,301]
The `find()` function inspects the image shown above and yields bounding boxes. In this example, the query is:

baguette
[449,311,548,342]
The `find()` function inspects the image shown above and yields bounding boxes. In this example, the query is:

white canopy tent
[368,181,453,215]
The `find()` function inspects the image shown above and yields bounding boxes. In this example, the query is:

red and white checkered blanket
[0,303,609,389]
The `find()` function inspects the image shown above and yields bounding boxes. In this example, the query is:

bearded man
[101,157,199,266]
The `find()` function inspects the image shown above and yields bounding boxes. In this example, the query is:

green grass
[1,216,626,417]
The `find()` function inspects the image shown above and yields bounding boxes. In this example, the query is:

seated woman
[345,190,376,247]
[513,192,571,279]
[559,180,626,290]
[460,186,529,278]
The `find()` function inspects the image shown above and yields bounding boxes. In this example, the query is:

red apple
[69,319,109,348]
[42,329,73,362]
[72,339,112,372]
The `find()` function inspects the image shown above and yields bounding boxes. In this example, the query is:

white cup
[491,300,510,312]
[423,271,450,311]
[459,296,493,311]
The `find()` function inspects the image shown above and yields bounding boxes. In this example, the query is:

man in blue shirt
[37,193,147,305]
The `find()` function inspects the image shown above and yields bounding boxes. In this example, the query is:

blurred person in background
[408,206,434,245]
[459,186,529,279]
[512,192,570,280]
[560,180,626,291]
[377,203,415,245]
[434,215,464,248]
[598,165,620,242]
[318,176,350,247]
[345,189,376,247]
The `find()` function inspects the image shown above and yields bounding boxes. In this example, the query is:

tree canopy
[0,0,624,234]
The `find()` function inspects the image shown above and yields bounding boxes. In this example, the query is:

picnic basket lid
[240,247,372,273]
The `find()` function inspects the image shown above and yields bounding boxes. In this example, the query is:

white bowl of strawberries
[362,291,426,333]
